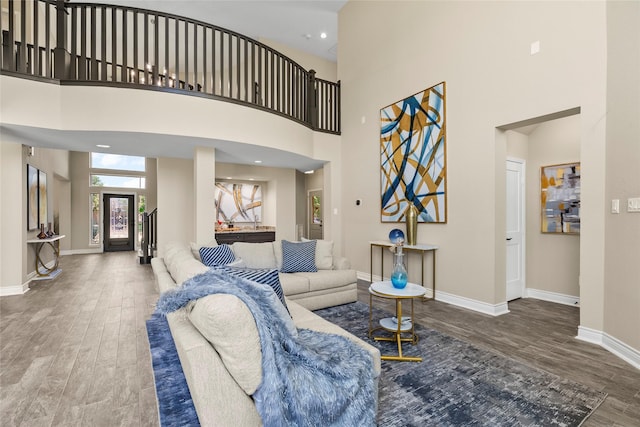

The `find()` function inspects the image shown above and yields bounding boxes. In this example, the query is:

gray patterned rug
[314,301,607,427]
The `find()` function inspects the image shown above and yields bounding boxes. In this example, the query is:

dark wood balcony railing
[0,0,340,134]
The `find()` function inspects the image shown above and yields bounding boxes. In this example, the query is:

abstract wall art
[380,81,447,223]
[27,164,39,230]
[38,170,48,228]
[215,182,262,223]
[541,162,580,234]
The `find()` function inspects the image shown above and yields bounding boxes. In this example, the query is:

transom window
[91,153,145,172]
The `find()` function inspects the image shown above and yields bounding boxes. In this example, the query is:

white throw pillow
[188,294,263,395]
[302,238,334,270]
[231,242,277,269]
[190,239,219,261]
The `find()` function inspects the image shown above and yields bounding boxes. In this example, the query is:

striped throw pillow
[199,244,235,266]
[280,240,317,273]
[217,266,288,311]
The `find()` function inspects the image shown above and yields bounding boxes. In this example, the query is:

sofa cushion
[164,242,197,283]
[278,273,310,296]
[174,258,210,286]
[293,269,357,292]
[231,242,277,269]
[273,240,283,270]
[188,294,263,395]
[200,244,235,266]
[280,240,317,273]
[302,238,334,270]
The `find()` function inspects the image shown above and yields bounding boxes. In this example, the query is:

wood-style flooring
[358,285,640,427]
[1,252,638,426]
[0,252,159,426]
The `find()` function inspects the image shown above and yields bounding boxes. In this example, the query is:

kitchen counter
[215,226,275,233]
[215,227,276,244]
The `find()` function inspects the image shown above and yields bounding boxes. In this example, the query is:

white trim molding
[436,290,510,317]
[0,282,30,296]
[526,288,580,307]
[61,248,103,256]
[357,271,509,316]
[577,326,640,370]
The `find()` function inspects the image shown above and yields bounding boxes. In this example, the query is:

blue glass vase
[391,253,408,289]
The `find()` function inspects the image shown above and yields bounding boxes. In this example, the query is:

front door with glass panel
[104,194,135,252]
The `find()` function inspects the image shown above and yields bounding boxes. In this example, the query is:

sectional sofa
[151,240,381,426]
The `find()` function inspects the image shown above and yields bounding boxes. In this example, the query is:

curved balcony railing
[0,0,340,134]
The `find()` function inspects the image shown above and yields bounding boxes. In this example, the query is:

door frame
[101,191,138,252]
[506,157,526,301]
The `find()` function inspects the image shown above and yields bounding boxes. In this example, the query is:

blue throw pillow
[216,266,288,312]
[199,244,235,266]
[280,240,317,273]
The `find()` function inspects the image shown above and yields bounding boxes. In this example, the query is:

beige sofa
[194,239,359,310]
[151,241,381,426]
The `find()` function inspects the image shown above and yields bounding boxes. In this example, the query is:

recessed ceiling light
[254,160,262,164]
[320,32,327,39]
[96,144,110,148]
[249,178,255,181]
[304,170,315,174]
[226,177,232,180]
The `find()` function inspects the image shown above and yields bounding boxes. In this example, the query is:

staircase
[139,209,157,264]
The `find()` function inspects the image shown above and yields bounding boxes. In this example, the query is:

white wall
[525,116,581,298]
[157,158,195,255]
[0,141,24,293]
[603,0,640,354]
[0,141,70,294]
[339,1,607,315]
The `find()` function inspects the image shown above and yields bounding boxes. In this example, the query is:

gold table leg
[373,297,422,362]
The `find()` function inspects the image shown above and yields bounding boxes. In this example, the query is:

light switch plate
[628,197,640,212]
[611,199,620,214]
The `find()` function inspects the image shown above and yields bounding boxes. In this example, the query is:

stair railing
[0,0,340,134]
[141,208,157,264]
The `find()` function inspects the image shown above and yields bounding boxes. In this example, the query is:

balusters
[0,0,340,133]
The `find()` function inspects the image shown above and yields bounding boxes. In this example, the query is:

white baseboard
[60,248,102,255]
[577,326,640,370]
[526,288,580,307]
[0,283,30,296]
[436,290,510,317]
[357,271,509,316]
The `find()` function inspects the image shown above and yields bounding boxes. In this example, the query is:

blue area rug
[314,302,607,427]
[147,302,607,426]
[146,312,200,427]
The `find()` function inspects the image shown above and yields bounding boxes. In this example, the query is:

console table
[370,240,438,299]
[26,235,65,280]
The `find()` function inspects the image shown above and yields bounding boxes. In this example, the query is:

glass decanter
[391,250,408,289]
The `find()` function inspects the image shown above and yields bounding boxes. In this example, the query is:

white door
[506,159,525,301]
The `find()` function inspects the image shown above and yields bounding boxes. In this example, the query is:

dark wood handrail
[0,0,340,134]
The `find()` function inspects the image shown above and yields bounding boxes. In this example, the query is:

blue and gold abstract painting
[380,82,446,223]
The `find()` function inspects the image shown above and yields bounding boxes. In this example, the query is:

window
[90,175,145,189]
[91,153,145,172]
[90,193,100,244]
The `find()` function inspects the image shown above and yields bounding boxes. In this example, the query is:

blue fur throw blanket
[155,269,376,427]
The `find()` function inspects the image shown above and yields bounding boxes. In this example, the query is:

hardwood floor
[1,253,638,426]
[0,253,159,427]
[357,283,640,427]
